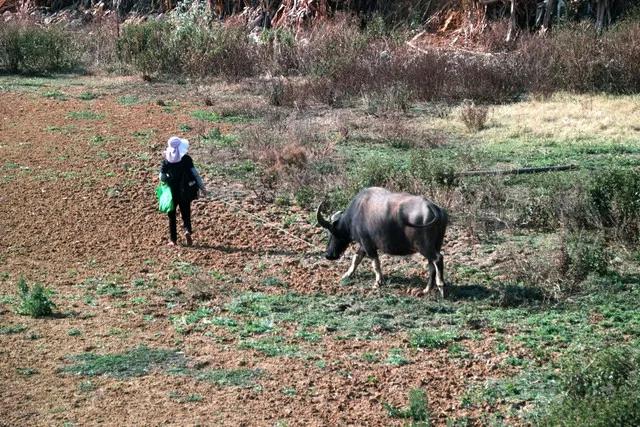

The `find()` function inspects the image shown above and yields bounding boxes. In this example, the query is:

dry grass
[425,93,640,144]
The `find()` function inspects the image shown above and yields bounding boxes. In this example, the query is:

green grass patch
[46,125,76,135]
[536,346,640,426]
[169,261,199,279]
[386,348,411,366]
[67,110,104,120]
[409,328,460,349]
[191,110,252,124]
[361,352,380,363]
[261,277,287,287]
[61,345,184,378]
[191,368,262,387]
[0,324,28,335]
[78,91,99,101]
[384,388,430,424]
[118,95,140,106]
[200,128,238,148]
[95,281,126,298]
[170,365,262,388]
[238,336,299,357]
[203,159,257,180]
[169,391,203,403]
[16,367,39,376]
[225,292,454,340]
[170,306,213,334]
[42,90,67,100]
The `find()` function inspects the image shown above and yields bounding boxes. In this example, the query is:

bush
[362,84,414,114]
[540,347,640,427]
[520,22,640,94]
[116,21,174,77]
[588,167,640,242]
[175,22,258,80]
[562,232,609,283]
[459,101,489,132]
[117,19,258,80]
[409,150,458,188]
[16,277,56,318]
[349,156,408,193]
[0,24,81,74]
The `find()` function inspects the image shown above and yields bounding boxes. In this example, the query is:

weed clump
[16,277,56,318]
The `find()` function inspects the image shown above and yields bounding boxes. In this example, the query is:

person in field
[159,136,207,247]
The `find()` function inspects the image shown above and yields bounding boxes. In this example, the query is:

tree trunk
[596,0,610,34]
[542,0,555,32]
[506,0,516,42]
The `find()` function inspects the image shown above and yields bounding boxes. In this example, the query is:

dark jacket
[159,155,203,203]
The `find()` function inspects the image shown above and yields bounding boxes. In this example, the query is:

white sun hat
[165,136,189,163]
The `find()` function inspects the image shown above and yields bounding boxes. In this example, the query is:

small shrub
[363,84,413,114]
[459,101,489,132]
[563,232,609,283]
[588,167,640,242]
[409,150,458,188]
[495,283,546,307]
[294,185,316,208]
[266,78,302,107]
[349,156,406,192]
[384,388,430,424]
[16,277,56,318]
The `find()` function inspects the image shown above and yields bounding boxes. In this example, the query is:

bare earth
[0,77,516,426]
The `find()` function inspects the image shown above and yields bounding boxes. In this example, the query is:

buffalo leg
[371,257,384,286]
[424,261,436,294]
[342,248,365,280]
[434,253,446,298]
[422,250,445,297]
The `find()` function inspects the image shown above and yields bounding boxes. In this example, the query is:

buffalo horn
[316,202,334,231]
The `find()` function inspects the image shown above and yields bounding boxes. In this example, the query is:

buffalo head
[316,202,350,260]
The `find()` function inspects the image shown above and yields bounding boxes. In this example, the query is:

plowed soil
[0,77,515,426]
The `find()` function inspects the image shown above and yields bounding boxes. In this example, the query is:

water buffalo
[317,187,449,296]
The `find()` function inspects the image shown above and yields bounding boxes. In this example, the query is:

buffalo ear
[330,210,343,223]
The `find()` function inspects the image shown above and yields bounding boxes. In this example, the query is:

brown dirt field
[0,77,516,426]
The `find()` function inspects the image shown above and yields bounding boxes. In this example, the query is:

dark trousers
[168,199,192,243]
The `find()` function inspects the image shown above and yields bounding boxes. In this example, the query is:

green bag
[156,183,174,213]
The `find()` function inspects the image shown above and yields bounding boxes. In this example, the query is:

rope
[200,193,325,252]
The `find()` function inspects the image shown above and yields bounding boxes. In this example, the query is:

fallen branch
[457,164,579,177]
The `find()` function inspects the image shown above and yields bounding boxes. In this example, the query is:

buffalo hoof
[407,288,422,297]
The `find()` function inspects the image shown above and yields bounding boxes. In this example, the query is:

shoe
[185,232,193,247]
